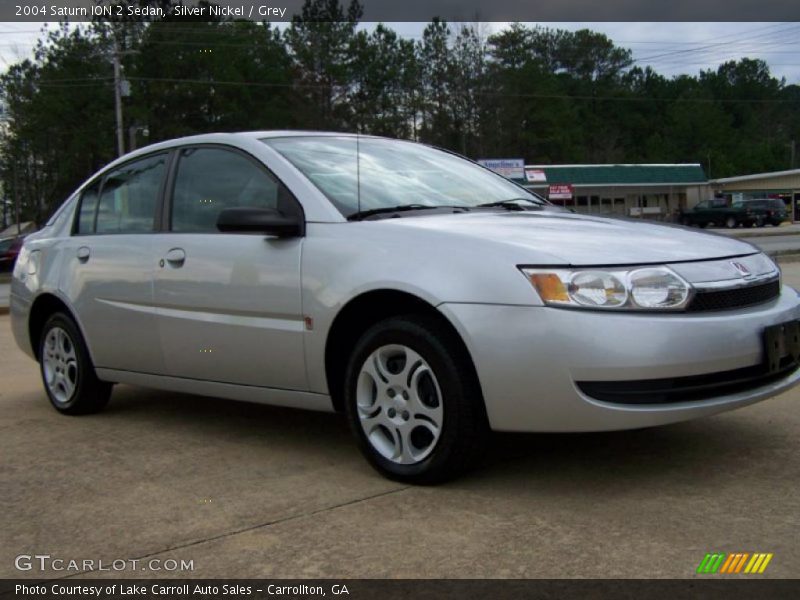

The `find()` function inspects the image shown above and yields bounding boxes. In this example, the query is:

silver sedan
[10,132,800,482]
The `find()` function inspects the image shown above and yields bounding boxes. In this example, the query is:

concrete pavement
[741,235,800,257]
[3,267,800,579]
[711,223,800,238]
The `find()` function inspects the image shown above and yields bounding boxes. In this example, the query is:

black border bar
[2,579,800,600]
[2,0,800,22]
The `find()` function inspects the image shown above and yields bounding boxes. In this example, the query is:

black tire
[38,312,112,415]
[344,314,488,484]
[699,222,708,229]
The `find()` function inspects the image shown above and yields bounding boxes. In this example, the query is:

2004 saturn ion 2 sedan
[10,132,800,482]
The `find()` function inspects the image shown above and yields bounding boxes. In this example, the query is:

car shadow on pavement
[99,384,773,490]
[102,385,355,450]
[469,415,776,491]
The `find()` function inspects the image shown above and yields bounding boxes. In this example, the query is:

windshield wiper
[476,198,544,211]
[347,204,469,221]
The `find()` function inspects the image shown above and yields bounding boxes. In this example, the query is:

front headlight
[521,266,692,311]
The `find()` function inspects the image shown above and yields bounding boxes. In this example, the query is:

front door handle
[76,246,90,263]
[164,248,186,268]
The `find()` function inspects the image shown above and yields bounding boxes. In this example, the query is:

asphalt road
[2,267,800,579]
[742,235,800,255]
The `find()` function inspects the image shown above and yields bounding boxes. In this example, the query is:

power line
[28,74,783,104]
[633,23,800,63]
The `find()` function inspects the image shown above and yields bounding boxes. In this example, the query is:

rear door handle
[164,248,186,268]
[76,246,90,262]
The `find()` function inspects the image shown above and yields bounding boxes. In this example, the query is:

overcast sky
[0,21,797,83]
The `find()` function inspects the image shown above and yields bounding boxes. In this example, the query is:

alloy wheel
[42,327,79,404]
[355,344,444,465]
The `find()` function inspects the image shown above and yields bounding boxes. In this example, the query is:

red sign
[548,184,573,200]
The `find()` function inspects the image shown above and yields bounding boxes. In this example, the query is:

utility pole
[112,37,125,157]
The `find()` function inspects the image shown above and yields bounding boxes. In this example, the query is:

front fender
[300,222,541,393]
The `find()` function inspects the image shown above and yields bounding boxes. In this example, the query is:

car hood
[381,210,760,265]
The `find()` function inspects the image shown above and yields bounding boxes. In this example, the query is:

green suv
[735,198,788,227]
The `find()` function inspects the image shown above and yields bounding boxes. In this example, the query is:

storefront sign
[477,158,525,180]
[525,169,547,183]
[548,184,573,200]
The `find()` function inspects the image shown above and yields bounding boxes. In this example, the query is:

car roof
[99,130,391,177]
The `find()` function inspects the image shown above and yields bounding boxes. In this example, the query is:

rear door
[151,145,307,390]
[60,152,168,373]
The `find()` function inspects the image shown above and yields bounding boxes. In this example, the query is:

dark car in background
[0,235,26,272]
[734,198,788,227]
[680,198,755,229]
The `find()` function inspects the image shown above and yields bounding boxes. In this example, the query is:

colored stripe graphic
[697,553,726,574]
[721,553,737,573]
[719,554,735,573]
[758,554,774,573]
[734,553,749,573]
[698,552,773,574]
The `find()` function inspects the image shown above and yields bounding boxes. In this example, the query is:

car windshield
[262,136,546,218]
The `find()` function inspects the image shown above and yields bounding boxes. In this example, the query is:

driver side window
[170,147,301,233]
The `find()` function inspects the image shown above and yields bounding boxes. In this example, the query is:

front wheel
[344,315,488,484]
[39,312,112,415]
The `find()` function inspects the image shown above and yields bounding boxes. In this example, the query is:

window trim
[162,143,306,236]
[71,150,172,237]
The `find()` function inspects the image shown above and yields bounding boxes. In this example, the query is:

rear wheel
[344,315,488,484]
[39,312,112,415]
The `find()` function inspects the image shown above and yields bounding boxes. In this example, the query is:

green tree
[284,0,363,130]
[0,25,116,224]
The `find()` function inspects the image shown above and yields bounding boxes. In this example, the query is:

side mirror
[216,207,303,237]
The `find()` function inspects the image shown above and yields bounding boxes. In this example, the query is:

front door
[152,146,307,390]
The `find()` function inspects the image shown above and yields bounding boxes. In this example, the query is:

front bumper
[439,285,800,432]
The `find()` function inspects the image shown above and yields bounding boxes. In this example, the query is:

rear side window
[170,147,300,232]
[77,182,101,234]
[94,153,167,234]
